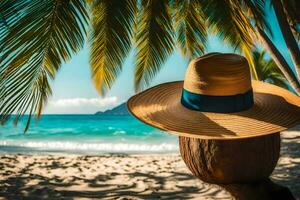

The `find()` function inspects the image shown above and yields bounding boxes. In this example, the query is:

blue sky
[44,5,293,114]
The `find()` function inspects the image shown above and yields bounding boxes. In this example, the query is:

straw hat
[127,53,300,140]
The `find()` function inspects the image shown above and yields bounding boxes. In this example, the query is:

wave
[0,140,179,153]
[112,130,126,135]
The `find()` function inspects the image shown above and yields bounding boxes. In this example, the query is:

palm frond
[90,0,137,95]
[173,0,207,59]
[239,0,272,35]
[242,45,258,80]
[0,0,89,131]
[197,0,255,50]
[281,0,300,41]
[252,49,290,89]
[0,0,26,55]
[134,0,174,91]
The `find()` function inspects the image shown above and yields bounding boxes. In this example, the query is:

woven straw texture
[128,80,300,139]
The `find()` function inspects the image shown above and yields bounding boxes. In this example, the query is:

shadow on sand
[0,163,225,199]
[0,133,299,199]
[0,153,229,200]
[271,135,300,198]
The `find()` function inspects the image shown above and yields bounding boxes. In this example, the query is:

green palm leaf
[252,49,289,89]
[0,0,89,131]
[0,1,24,40]
[90,0,137,95]
[240,0,270,30]
[134,0,175,91]
[197,0,254,50]
[173,0,207,59]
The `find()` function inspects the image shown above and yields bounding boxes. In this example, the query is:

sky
[43,4,293,114]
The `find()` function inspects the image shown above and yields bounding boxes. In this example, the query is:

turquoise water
[0,115,178,154]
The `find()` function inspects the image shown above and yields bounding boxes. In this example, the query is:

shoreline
[0,149,180,156]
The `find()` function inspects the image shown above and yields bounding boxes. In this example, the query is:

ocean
[0,115,178,154]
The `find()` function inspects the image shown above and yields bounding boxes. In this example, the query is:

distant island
[95,103,129,115]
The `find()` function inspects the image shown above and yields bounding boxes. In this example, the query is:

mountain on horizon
[95,103,129,115]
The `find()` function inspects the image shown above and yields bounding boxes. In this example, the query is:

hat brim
[127,80,300,140]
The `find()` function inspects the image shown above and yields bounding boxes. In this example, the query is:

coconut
[178,133,291,199]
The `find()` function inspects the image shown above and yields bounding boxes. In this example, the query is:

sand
[0,130,300,199]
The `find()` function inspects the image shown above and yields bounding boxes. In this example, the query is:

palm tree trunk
[256,27,300,95]
[272,0,300,80]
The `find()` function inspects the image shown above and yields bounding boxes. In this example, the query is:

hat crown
[183,53,252,96]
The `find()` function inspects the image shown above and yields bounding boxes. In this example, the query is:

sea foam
[0,140,178,153]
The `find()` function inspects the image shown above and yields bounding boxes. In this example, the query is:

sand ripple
[0,129,299,199]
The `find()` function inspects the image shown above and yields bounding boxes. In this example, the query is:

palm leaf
[134,0,175,91]
[239,0,272,35]
[281,0,300,41]
[90,0,137,95]
[252,49,290,89]
[242,45,258,80]
[173,0,207,59]
[0,0,89,131]
[251,49,264,80]
[197,0,254,50]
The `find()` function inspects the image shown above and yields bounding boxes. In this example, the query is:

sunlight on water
[0,115,178,154]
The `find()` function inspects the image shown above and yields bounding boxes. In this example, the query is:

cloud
[44,97,119,114]
[51,97,118,107]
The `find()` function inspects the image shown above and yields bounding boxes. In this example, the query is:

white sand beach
[0,130,300,199]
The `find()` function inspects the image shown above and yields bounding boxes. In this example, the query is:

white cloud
[44,97,119,114]
[52,97,118,107]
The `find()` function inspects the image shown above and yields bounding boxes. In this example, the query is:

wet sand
[0,130,299,199]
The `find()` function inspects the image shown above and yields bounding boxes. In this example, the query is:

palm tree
[256,27,300,94]
[252,49,289,89]
[0,0,299,129]
[192,1,300,95]
[271,0,300,81]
